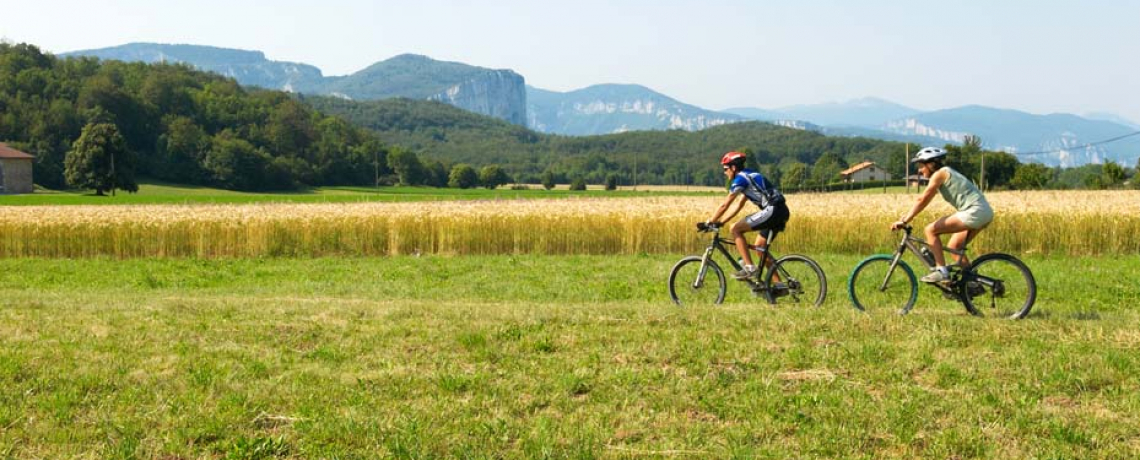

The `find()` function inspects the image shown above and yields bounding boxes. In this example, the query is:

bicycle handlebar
[696,222,721,233]
[892,222,914,234]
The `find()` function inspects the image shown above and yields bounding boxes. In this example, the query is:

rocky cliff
[526,84,740,135]
[428,70,526,126]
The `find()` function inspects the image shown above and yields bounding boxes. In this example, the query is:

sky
[3,0,1138,122]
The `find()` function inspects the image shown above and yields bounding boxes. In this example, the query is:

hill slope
[306,96,907,186]
[63,44,527,125]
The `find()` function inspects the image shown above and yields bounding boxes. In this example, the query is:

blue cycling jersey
[729,168,784,208]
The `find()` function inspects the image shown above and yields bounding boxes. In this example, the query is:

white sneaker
[921,269,949,283]
[733,266,757,280]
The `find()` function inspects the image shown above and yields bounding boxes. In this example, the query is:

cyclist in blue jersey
[704,151,790,280]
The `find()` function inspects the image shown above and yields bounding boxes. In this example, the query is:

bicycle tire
[766,255,827,307]
[848,254,918,315]
[960,253,1037,319]
[668,256,726,306]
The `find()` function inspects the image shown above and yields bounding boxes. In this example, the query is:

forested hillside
[0,43,407,191]
[305,96,911,186]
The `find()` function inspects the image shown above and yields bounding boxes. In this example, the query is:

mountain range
[62,43,527,125]
[62,42,1140,167]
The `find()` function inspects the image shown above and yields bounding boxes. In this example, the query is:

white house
[840,161,892,184]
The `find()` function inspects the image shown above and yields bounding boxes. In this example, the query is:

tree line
[308,96,1139,191]
[3,42,1134,193]
[0,43,520,193]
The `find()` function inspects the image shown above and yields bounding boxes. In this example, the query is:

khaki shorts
[954,203,994,230]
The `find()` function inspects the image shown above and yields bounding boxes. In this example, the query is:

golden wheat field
[2,190,1138,258]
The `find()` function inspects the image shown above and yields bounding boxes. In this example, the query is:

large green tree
[1011,163,1051,190]
[479,165,511,189]
[1102,161,1126,188]
[448,164,478,189]
[64,122,138,195]
[387,147,425,186]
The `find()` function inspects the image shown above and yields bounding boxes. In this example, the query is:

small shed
[840,161,892,184]
[907,174,929,188]
[0,143,35,194]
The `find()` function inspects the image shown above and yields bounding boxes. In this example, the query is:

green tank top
[938,167,987,211]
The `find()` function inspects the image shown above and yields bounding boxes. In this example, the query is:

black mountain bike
[847,224,1036,319]
[668,223,826,306]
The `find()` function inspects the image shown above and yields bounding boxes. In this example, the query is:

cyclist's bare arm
[707,191,746,225]
[893,169,948,229]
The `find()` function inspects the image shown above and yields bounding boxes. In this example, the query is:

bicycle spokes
[960,254,1036,319]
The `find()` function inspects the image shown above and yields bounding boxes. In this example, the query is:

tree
[155,116,210,183]
[203,131,283,191]
[541,170,556,190]
[423,160,448,188]
[604,174,619,191]
[1102,161,1126,188]
[387,147,425,186]
[569,177,587,191]
[781,162,810,190]
[448,164,478,189]
[479,164,511,189]
[811,152,848,186]
[64,122,137,195]
[1011,163,1051,190]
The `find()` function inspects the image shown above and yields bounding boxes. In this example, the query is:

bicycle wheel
[961,253,1036,319]
[848,254,918,314]
[766,255,827,306]
[668,256,726,306]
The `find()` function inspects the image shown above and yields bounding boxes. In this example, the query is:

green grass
[2,254,1139,459]
[1,180,714,206]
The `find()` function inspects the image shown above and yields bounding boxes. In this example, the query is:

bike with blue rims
[847,223,1036,319]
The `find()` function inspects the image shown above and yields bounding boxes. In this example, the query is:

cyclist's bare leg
[752,232,778,281]
[925,215,972,268]
[946,229,978,266]
[731,220,755,267]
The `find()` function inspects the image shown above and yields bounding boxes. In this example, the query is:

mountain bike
[847,224,1036,319]
[668,223,826,306]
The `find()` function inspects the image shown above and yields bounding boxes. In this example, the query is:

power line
[1013,130,1140,156]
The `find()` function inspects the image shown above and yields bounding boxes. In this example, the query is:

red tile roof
[840,161,877,176]
[0,143,35,160]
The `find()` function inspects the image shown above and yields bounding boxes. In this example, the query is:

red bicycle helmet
[721,151,746,167]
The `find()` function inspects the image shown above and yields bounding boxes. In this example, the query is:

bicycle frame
[886,225,979,301]
[696,226,777,292]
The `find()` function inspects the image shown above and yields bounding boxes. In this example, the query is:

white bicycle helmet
[911,147,947,163]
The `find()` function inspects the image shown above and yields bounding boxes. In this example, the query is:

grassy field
[2,254,1139,459]
[0,181,715,206]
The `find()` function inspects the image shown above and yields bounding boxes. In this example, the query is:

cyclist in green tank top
[891,147,994,283]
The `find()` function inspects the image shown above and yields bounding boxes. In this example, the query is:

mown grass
[1,181,713,206]
[1,254,1138,459]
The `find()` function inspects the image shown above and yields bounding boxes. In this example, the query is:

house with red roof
[839,161,892,184]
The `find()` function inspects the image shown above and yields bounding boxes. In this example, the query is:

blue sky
[3,0,1138,122]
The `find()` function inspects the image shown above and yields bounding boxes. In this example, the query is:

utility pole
[980,150,986,191]
[904,143,910,193]
[110,148,116,197]
[633,153,638,192]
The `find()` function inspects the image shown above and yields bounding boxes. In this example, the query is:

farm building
[907,174,930,188]
[0,143,35,194]
[840,161,892,184]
